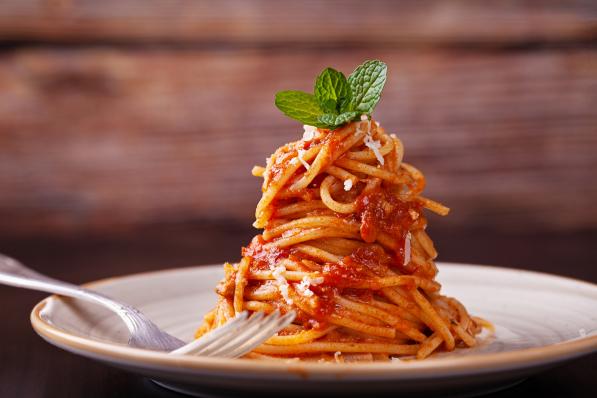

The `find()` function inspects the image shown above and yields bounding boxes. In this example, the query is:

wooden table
[1,225,595,397]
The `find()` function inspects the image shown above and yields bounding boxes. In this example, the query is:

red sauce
[241,235,289,271]
[307,191,423,315]
[347,245,393,277]
[321,246,394,289]
[326,133,344,159]
[357,189,420,242]
[310,284,338,319]
[356,188,421,265]
[343,288,374,303]
[263,145,296,191]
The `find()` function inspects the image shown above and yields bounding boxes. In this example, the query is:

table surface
[1,225,595,398]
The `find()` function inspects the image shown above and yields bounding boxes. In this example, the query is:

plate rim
[30,262,597,379]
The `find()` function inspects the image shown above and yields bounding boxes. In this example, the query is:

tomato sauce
[357,189,420,242]
[309,190,423,314]
[356,188,421,265]
[242,236,289,271]
[319,246,392,291]
[253,133,426,319]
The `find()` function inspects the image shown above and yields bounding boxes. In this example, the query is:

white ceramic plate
[31,263,597,397]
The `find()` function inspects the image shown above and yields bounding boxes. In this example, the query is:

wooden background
[1,4,597,397]
[0,0,596,238]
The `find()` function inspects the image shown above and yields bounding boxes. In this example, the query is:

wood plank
[0,48,595,235]
[0,0,595,46]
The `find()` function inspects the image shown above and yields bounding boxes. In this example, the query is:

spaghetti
[196,118,484,361]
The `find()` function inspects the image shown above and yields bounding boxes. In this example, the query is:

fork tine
[191,311,268,356]
[171,310,296,359]
[170,311,249,355]
[213,311,295,358]
[180,311,266,356]
[222,311,296,358]
[198,311,279,357]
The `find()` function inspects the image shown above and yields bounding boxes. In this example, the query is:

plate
[30,263,597,397]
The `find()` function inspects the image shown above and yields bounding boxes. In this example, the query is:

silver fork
[0,253,295,357]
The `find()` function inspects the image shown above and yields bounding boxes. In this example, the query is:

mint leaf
[275,91,328,128]
[347,60,387,114]
[274,60,388,130]
[318,111,358,127]
[315,68,351,114]
[320,98,337,114]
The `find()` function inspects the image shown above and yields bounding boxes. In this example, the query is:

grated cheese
[297,149,310,170]
[403,232,412,266]
[271,265,293,305]
[344,179,353,191]
[334,351,342,362]
[296,276,315,297]
[303,125,317,141]
[364,133,385,165]
[357,116,384,166]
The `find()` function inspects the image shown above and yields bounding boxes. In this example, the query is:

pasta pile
[196,118,484,361]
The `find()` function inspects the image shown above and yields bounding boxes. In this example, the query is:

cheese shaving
[296,276,315,297]
[334,351,342,362]
[358,116,384,165]
[404,232,412,266]
[364,133,385,165]
[310,276,324,285]
[303,125,317,141]
[297,149,310,170]
[344,179,353,191]
[271,265,293,305]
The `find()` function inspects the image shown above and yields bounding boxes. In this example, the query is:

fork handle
[0,254,138,328]
[0,253,186,351]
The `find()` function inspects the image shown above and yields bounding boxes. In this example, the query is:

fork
[0,253,295,357]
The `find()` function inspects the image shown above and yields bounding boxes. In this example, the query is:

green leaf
[337,96,352,113]
[347,60,387,114]
[318,111,358,128]
[320,98,337,114]
[275,90,328,128]
[275,60,388,130]
[315,68,352,114]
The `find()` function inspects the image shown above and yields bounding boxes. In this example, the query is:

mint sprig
[274,60,387,130]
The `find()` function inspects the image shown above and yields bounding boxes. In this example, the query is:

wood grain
[0,0,595,46]
[0,48,595,235]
